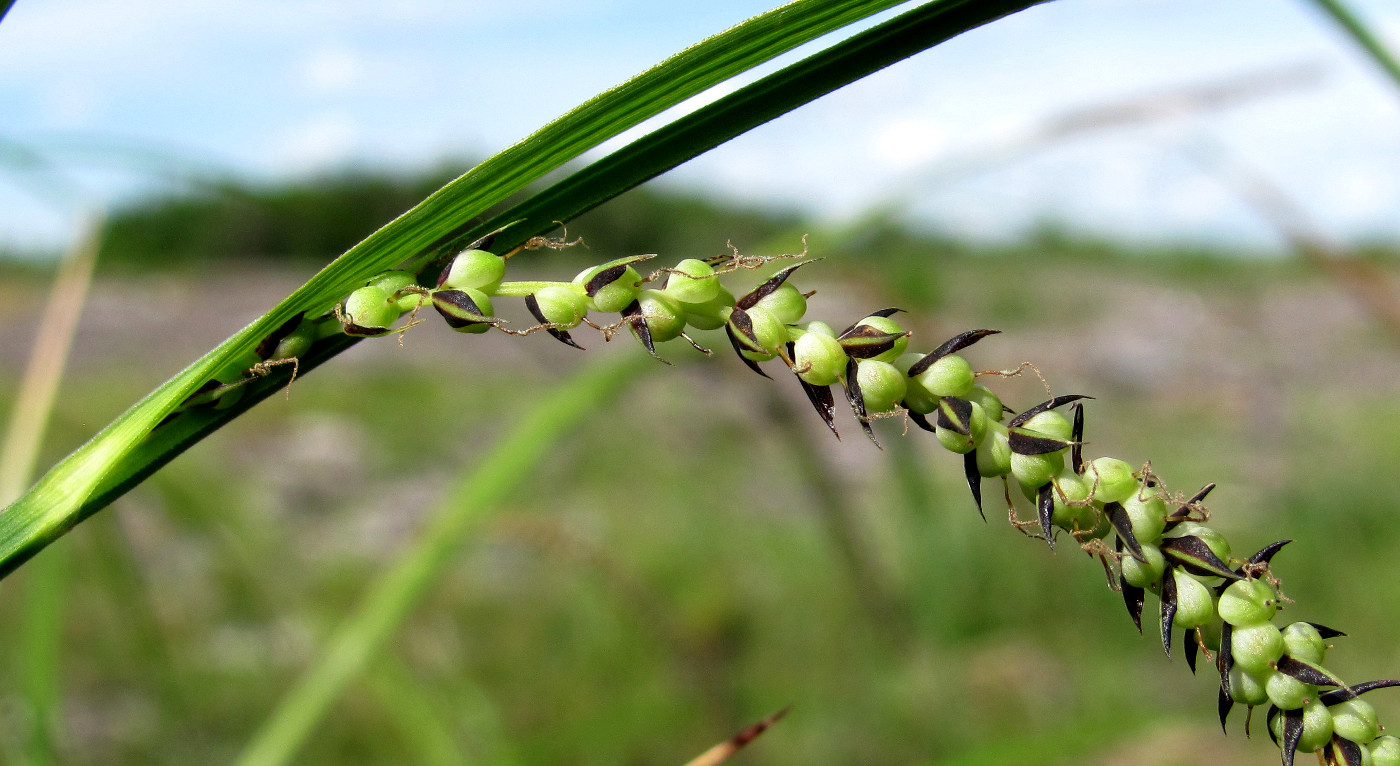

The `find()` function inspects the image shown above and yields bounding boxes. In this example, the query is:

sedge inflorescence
[193,236,1398,766]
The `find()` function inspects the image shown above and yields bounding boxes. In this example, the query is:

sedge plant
[1,0,1397,764]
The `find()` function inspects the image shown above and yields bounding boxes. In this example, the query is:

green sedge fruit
[914,353,975,398]
[1218,579,1278,626]
[965,384,1004,422]
[664,258,721,304]
[857,359,907,413]
[1049,471,1093,530]
[533,285,589,329]
[1229,666,1270,706]
[367,270,425,312]
[1198,616,1223,653]
[1167,521,1231,563]
[976,424,1012,477]
[1269,698,1334,754]
[575,262,643,313]
[1172,570,1215,628]
[1265,668,1313,710]
[854,315,908,363]
[1011,450,1064,489]
[1370,735,1400,765]
[893,353,936,414]
[635,289,687,343]
[1120,490,1167,546]
[1281,622,1327,665]
[343,285,402,336]
[793,331,847,387]
[734,305,789,361]
[1084,457,1136,504]
[440,249,506,294]
[756,283,808,325]
[1230,622,1285,675]
[1332,698,1380,744]
[1022,411,1072,442]
[801,320,837,338]
[681,285,736,331]
[1121,543,1166,589]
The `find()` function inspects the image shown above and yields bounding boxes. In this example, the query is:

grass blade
[0,0,914,578]
[235,354,648,766]
[1307,0,1400,91]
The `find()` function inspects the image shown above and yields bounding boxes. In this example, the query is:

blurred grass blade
[366,656,468,766]
[235,354,648,766]
[0,211,103,766]
[682,707,790,766]
[0,0,915,578]
[1307,0,1400,90]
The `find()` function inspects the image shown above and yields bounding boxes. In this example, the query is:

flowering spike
[1160,535,1243,580]
[1250,539,1293,566]
[788,342,839,439]
[1008,428,1072,455]
[837,307,901,337]
[1037,483,1055,549]
[1007,395,1094,428]
[1277,656,1346,687]
[584,255,650,296]
[1282,707,1303,766]
[1070,402,1085,473]
[1218,621,1235,688]
[524,294,584,350]
[841,357,879,448]
[622,299,670,365]
[962,451,984,521]
[1161,565,1178,658]
[724,313,771,379]
[1319,680,1400,705]
[1307,622,1346,640]
[1329,735,1364,766]
[837,325,908,359]
[1164,482,1216,532]
[1104,501,1146,562]
[735,260,818,309]
[936,397,973,436]
[927,329,1001,365]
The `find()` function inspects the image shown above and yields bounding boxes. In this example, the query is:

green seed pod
[635,289,687,343]
[664,258,721,304]
[893,353,936,414]
[1120,489,1167,546]
[1230,622,1285,675]
[1011,450,1065,490]
[1229,665,1270,706]
[1218,579,1279,626]
[1265,668,1314,710]
[440,249,506,294]
[214,349,261,385]
[343,286,402,336]
[1269,698,1334,755]
[1198,616,1223,653]
[1172,570,1215,628]
[793,331,848,387]
[268,320,315,362]
[575,261,643,313]
[851,315,907,363]
[1121,543,1166,589]
[1370,735,1400,766]
[1049,472,1094,532]
[976,424,1012,477]
[681,285,736,331]
[756,283,808,325]
[1022,410,1072,442]
[965,384,1004,422]
[914,353,975,398]
[1167,521,1231,563]
[800,320,837,339]
[857,359,907,413]
[432,287,495,334]
[1084,457,1137,504]
[733,305,789,361]
[1281,622,1328,665]
[1332,699,1381,744]
[532,285,589,329]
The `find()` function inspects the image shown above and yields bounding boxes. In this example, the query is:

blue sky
[1,0,1398,253]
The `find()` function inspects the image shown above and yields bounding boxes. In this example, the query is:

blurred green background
[2,173,1399,765]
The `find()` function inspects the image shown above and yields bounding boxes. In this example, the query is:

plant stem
[492,280,582,297]
[1307,0,1400,91]
[234,353,648,766]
